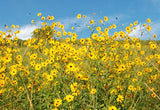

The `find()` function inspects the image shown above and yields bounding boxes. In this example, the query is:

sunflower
[108,106,117,110]
[54,98,62,107]
[65,95,74,102]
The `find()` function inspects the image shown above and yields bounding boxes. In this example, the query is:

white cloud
[17,24,39,40]
[129,21,160,40]
[149,21,160,40]
[0,24,39,40]
[129,24,145,39]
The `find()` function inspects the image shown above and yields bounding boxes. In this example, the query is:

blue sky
[0,0,160,40]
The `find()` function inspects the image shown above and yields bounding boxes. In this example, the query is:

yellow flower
[16,25,19,28]
[108,106,117,110]
[71,36,77,42]
[41,16,45,20]
[137,86,141,91]
[71,26,75,30]
[116,95,124,103]
[51,69,58,77]
[16,30,21,34]
[124,43,130,49]
[110,89,117,95]
[0,89,5,95]
[83,15,86,18]
[90,20,94,25]
[133,21,138,25]
[150,43,157,49]
[35,64,41,71]
[24,70,30,76]
[147,18,151,23]
[128,85,134,91]
[11,24,15,28]
[80,38,85,44]
[63,31,67,36]
[130,23,133,27]
[5,34,12,39]
[104,16,108,22]
[54,98,62,107]
[70,82,78,92]
[90,88,96,95]
[57,31,62,37]
[125,26,131,32]
[92,33,98,39]
[136,42,141,49]
[16,55,23,61]
[47,15,51,20]
[10,69,17,76]
[66,63,75,71]
[146,25,151,31]
[68,32,72,36]
[31,20,34,23]
[60,25,64,29]
[153,34,157,38]
[99,19,103,24]
[65,95,74,102]
[118,64,126,71]
[51,16,54,20]
[47,75,53,81]
[0,73,5,79]
[75,73,83,80]
[96,26,101,31]
[45,31,50,35]
[37,12,42,16]
[77,14,81,19]
[151,93,156,98]
[112,24,116,29]
[137,71,142,76]
[143,23,146,27]
[104,28,109,32]
[0,80,5,87]
[12,80,17,85]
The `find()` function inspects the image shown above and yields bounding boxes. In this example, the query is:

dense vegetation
[0,13,160,110]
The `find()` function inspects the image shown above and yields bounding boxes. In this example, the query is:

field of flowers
[0,13,160,110]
